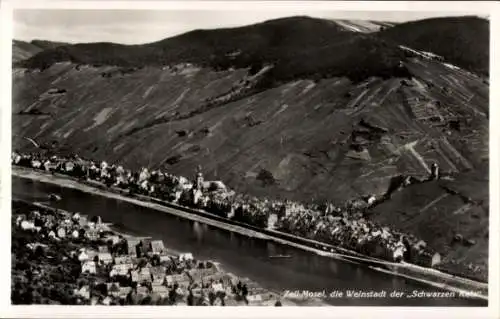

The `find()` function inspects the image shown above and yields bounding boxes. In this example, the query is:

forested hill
[378,16,489,76]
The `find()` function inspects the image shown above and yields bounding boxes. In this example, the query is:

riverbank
[12,167,488,301]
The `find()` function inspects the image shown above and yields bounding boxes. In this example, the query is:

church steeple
[195,165,204,190]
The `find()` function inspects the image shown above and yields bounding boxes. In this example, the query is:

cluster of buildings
[12,150,441,269]
[13,201,283,306]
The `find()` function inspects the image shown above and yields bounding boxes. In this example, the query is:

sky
[13,9,488,45]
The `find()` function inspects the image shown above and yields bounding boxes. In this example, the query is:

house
[107,283,131,298]
[118,286,132,299]
[136,286,149,298]
[20,220,35,231]
[417,251,441,267]
[56,227,66,238]
[188,267,218,280]
[81,261,97,274]
[211,282,224,293]
[150,240,166,255]
[130,270,140,283]
[86,249,99,260]
[220,274,233,286]
[102,296,112,306]
[85,229,100,241]
[114,256,133,265]
[151,284,169,298]
[179,253,194,262]
[140,238,153,254]
[431,252,442,267]
[26,243,48,251]
[202,273,224,283]
[74,285,91,300]
[90,297,99,305]
[48,230,58,240]
[98,245,109,253]
[150,266,166,284]
[98,252,113,265]
[104,234,121,245]
[159,255,171,263]
[106,282,121,296]
[78,250,89,262]
[110,263,134,277]
[71,229,79,239]
[247,294,263,304]
[138,267,152,283]
[191,287,203,298]
[126,238,141,257]
[78,216,89,227]
[165,273,190,287]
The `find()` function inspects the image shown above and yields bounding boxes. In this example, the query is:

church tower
[195,165,204,190]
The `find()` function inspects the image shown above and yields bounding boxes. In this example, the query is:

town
[12,199,285,306]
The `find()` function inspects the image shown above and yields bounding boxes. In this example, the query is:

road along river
[12,173,487,306]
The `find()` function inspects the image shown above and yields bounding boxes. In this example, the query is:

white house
[101,296,112,305]
[212,282,224,293]
[57,228,66,238]
[98,245,109,253]
[110,263,133,277]
[81,261,97,274]
[165,273,190,287]
[179,253,193,262]
[150,240,165,255]
[114,256,133,265]
[78,250,89,262]
[152,284,169,298]
[20,220,35,231]
[74,285,91,300]
[48,230,59,240]
[247,294,263,303]
[138,267,152,283]
[98,252,113,265]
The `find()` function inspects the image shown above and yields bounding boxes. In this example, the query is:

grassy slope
[379,16,489,76]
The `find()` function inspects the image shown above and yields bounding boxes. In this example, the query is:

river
[12,176,486,306]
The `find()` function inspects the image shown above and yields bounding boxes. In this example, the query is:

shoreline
[12,167,488,301]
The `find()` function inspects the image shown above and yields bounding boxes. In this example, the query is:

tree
[256,169,276,186]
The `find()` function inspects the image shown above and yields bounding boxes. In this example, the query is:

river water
[12,176,486,306]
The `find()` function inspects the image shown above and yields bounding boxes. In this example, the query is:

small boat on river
[48,193,62,201]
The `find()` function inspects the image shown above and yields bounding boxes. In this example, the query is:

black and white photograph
[1,0,499,317]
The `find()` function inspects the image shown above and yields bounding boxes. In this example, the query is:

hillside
[12,39,69,62]
[12,58,488,201]
[379,16,489,76]
[16,16,413,87]
[11,16,489,281]
[12,40,43,62]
